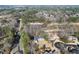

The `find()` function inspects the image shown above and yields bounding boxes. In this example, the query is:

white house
[67,36,78,43]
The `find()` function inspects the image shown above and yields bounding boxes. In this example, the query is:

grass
[72,32,79,37]
[20,31,30,54]
[72,32,79,42]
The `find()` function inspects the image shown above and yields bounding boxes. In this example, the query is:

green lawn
[20,31,30,53]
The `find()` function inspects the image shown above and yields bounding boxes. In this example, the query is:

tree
[2,26,13,43]
[67,16,79,22]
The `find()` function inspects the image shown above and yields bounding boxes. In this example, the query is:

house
[33,36,45,43]
[33,36,54,53]
[43,29,60,41]
[67,36,78,43]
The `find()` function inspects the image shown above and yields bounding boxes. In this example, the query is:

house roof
[34,36,44,41]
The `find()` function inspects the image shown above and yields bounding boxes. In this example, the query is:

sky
[0,0,79,5]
